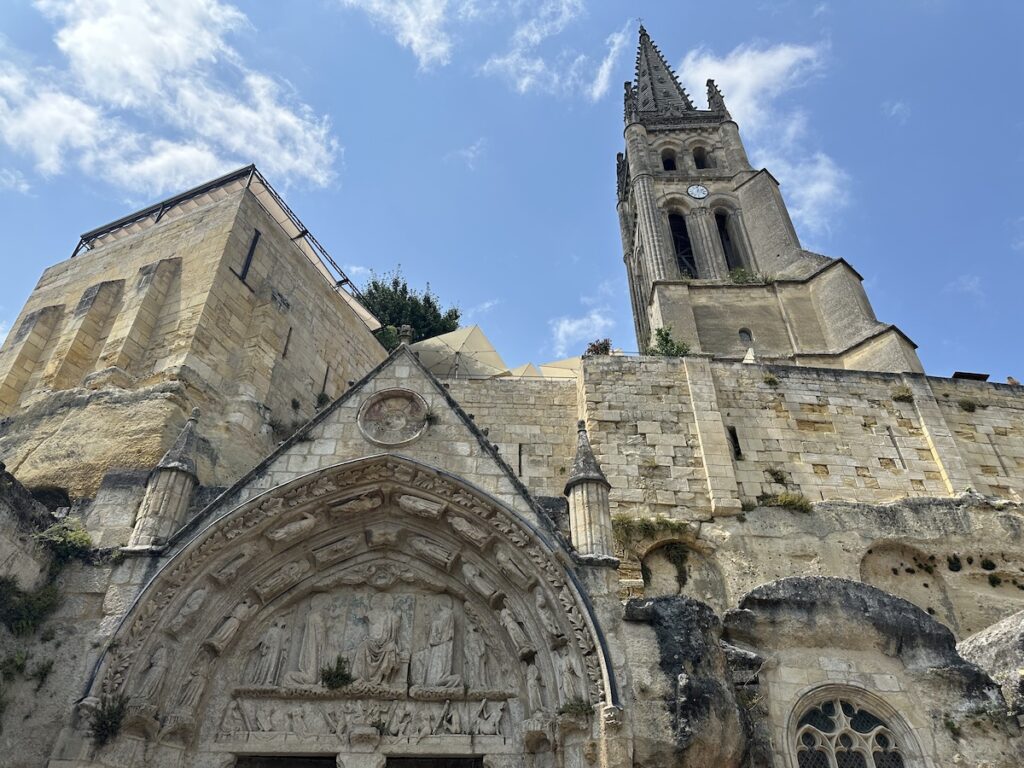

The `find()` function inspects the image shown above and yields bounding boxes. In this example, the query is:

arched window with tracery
[795,698,907,768]
[668,213,698,278]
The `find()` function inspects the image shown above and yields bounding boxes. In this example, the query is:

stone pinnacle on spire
[706,78,731,118]
[633,25,693,115]
[156,407,200,477]
[565,420,610,495]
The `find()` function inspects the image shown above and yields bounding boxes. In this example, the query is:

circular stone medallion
[357,388,430,447]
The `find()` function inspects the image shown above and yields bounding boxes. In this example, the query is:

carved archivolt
[96,456,610,755]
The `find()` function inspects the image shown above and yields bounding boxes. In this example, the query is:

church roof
[633,25,694,115]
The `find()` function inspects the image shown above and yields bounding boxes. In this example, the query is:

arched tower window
[715,210,744,271]
[661,149,677,171]
[669,213,698,279]
[738,328,753,347]
[693,146,714,170]
[796,698,907,768]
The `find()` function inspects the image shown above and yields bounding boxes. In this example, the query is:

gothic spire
[633,25,693,115]
[565,420,610,495]
[706,78,731,118]
[156,407,200,477]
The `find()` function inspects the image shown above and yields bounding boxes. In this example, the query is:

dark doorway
[387,759,484,768]
[235,759,337,768]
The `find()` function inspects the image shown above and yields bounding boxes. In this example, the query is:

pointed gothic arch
[82,455,614,764]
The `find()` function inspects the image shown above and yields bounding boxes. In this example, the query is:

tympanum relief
[100,457,606,757]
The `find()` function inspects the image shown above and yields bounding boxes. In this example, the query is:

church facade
[0,27,1022,768]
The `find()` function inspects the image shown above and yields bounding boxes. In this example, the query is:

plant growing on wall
[320,655,354,689]
[584,338,612,356]
[647,327,689,357]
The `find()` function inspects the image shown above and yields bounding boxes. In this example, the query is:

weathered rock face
[0,463,54,588]
[959,609,1024,715]
[623,596,744,768]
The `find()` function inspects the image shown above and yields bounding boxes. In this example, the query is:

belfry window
[716,211,744,271]
[693,146,713,169]
[662,149,677,171]
[669,214,698,279]
[796,698,906,768]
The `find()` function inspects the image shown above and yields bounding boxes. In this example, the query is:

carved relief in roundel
[358,389,430,447]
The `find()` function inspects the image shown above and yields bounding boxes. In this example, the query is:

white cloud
[882,99,910,124]
[678,40,847,238]
[943,274,984,300]
[588,21,630,102]
[445,137,486,169]
[0,0,338,196]
[343,264,372,279]
[0,168,31,194]
[549,308,614,357]
[338,0,455,69]
[679,42,823,134]
[465,298,501,319]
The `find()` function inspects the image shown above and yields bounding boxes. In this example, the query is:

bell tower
[617,26,922,374]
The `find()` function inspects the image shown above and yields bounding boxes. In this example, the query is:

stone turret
[127,407,200,549]
[565,420,614,561]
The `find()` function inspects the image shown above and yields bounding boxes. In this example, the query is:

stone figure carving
[499,605,535,659]
[414,708,433,741]
[255,558,311,599]
[463,562,504,607]
[474,699,505,735]
[526,661,546,712]
[247,619,289,686]
[134,645,170,702]
[435,699,461,734]
[222,700,247,735]
[557,650,584,702]
[534,589,566,647]
[174,650,212,710]
[464,615,489,688]
[332,492,383,515]
[496,546,532,589]
[421,603,460,687]
[410,536,458,570]
[265,512,316,544]
[397,494,445,518]
[285,606,326,685]
[354,593,401,684]
[449,516,492,548]
[388,702,412,737]
[212,546,255,584]
[167,586,207,635]
[313,534,362,566]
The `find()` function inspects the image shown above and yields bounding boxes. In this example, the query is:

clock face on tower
[687,184,709,200]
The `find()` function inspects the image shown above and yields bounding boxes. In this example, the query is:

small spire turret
[565,420,614,563]
[706,79,731,118]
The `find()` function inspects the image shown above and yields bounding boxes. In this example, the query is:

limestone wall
[444,377,578,498]
[0,189,386,497]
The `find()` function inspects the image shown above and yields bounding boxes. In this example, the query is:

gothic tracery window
[669,213,698,278]
[795,699,906,768]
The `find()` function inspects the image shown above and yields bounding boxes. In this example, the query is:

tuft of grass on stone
[612,514,689,546]
[320,655,354,689]
[89,694,127,747]
[757,492,813,514]
[557,698,593,717]
[763,373,779,387]
[728,267,759,284]
[957,399,977,413]
[892,385,914,403]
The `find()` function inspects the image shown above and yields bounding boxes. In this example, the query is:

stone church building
[0,26,1022,768]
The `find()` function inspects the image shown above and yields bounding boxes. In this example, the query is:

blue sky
[0,1,1021,379]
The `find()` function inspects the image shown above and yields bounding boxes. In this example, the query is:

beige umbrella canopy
[410,325,510,378]
[535,356,582,379]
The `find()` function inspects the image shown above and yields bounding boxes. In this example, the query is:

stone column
[127,408,201,548]
[565,421,615,561]
[624,122,672,283]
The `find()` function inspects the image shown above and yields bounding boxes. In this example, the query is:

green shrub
[728,267,759,284]
[757,492,813,514]
[957,399,977,413]
[89,694,127,747]
[320,656,354,689]
[557,698,593,717]
[647,327,690,357]
[612,514,689,546]
[0,578,61,636]
[763,373,779,387]
[35,519,93,564]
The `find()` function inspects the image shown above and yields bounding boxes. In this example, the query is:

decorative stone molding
[357,388,430,447]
